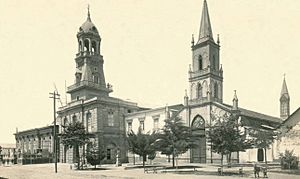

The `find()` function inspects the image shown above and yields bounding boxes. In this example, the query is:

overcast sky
[1,0,300,143]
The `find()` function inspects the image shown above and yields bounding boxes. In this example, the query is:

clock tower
[189,0,223,104]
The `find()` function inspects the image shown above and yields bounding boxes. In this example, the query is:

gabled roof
[217,102,282,124]
[278,107,300,127]
[125,104,184,117]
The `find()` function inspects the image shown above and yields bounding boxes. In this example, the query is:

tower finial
[217,34,220,45]
[191,34,195,46]
[87,4,91,21]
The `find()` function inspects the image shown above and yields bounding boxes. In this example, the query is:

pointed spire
[184,89,189,106]
[280,74,290,99]
[198,0,214,44]
[191,34,195,46]
[232,90,238,110]
[87,4,91,21]
[233,90,238,101]
[217,34,220,45]
[166,104,170,119]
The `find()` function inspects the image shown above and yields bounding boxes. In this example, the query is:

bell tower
[189,0,223,104]
[280,75,290,119]
[67,7,112,101]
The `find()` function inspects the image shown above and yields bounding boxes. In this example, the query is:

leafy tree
[249,128,277,164]
[60,121,94,169]
[127,129,158,169]
[207,113,252,169]
[157,117,201,168]
[279,150,299,169]
[86,143,106,169]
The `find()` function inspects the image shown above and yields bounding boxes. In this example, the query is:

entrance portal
[190,115,206,163]
[257,148,264,162]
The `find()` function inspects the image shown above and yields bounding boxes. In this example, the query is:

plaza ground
[0,163,300,179]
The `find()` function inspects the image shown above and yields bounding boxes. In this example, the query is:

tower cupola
[67,7,112,101]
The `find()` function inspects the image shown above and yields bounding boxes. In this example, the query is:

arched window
[108,110,114,127]
[91,41,97,53]
[79,41,83,52]
[192,115,205,129]
[202,81,208,97]
[63,117,68,126]
[191,83,195,99]
[212,55,216,70]
[72,115,77,123]
[86,112,92,132]
[214,82,218,98]
[84,39,90,51]
[198,55,203,70]
[197,83,202,99]
[93,75,99,84]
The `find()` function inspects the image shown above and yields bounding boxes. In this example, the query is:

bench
[218,167,244,176]
[144,167,158,173]
[144,166,167,173]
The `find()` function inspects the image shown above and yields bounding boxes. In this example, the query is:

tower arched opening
[84,39,90,51]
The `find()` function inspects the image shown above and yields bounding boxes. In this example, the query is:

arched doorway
[257,148,264,162]
[106,143,117,164]
[190,115,206,163]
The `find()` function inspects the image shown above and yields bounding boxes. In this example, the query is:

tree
[86,143,106,169]
[207,113,252,169]
[60,121,94,169]
[279,150,299,169]
[127,129,158,169]
[249,128,277,164]
[157,117,200,168]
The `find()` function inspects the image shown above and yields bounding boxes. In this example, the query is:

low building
[125,104,183,164]
[14,125,58,165]
[0,144,16,166]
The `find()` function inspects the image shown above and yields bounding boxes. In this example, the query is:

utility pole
[81,99,85,167]
[49,91,60,173]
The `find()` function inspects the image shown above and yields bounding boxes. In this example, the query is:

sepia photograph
[1,0,300,178]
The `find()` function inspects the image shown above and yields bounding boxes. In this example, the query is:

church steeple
[189,0,223,104]
[198,0,214,44]
[280,75,290,119]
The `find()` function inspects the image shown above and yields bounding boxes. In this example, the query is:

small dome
[79,8,99,34]
[80,19,98,33]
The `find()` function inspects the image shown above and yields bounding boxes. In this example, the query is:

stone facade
[124,0,283,164]
[14,125,58,164]
[125,105,183,164]
[56,9,142,164]
[276,107,300,159]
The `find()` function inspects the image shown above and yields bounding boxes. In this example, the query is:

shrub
[279,150,299,169]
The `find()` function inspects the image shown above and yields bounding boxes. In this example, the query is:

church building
[56,9,143,164]
[125,0,284,164]
[14,0,297,166]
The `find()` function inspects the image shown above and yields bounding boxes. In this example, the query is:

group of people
[254,163,268,178]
